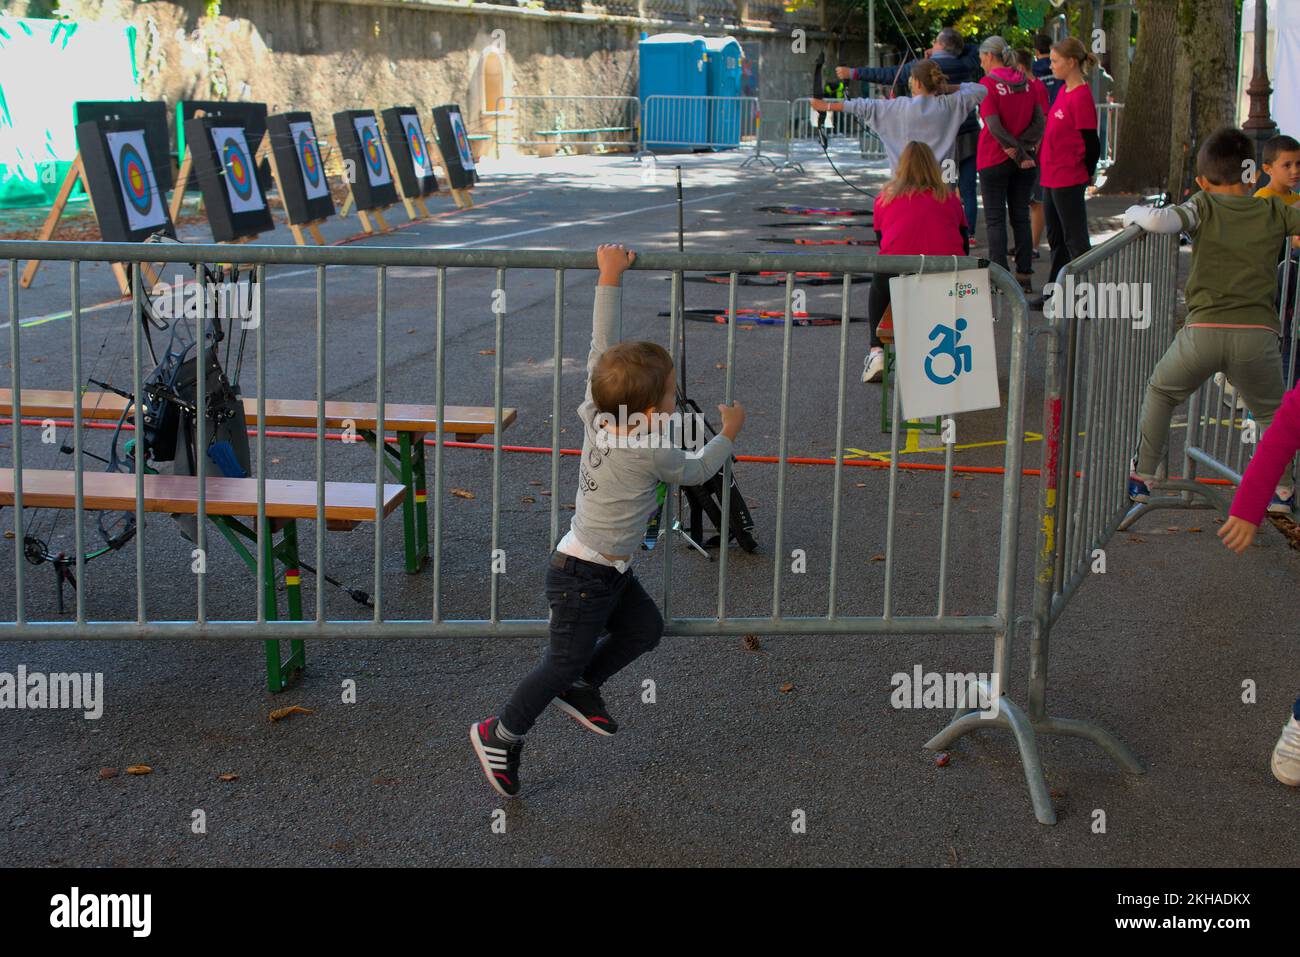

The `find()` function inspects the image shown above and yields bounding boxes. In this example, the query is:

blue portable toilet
[639,33,708,150]
[703,36,744,149]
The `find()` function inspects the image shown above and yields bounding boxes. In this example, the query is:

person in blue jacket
[838,27,983,234]
[1032,34,1063,105]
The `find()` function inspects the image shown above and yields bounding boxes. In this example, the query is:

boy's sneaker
[554,684,618,736]
[1127,474,1152,503]
[1268,487,1295,515]
[470,717,524,798]
[1271,715,1300,787]
[862,349,885,383]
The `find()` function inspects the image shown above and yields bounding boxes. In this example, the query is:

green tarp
[0,14,140,208]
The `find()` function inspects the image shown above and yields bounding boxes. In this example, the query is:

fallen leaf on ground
[479,349,496,356]
[219,773,239,782]
[1188,527,1202,533]
[528,480,543,486]
[521,496,536,504]
[741,634,762,652]
[870,554,885,562]
[561,503,575,510]
[2,531,12,539]
[271,457,281,465]
[1049,787,1067,799]
[98,767,118,780]
[540,490,552,496]
[125,765,152,775]
[450,488,476,500]
[406,328,416,335]
[740,324,754,331]
[1128,536,1145,543]
[778,682,794,694]
[855,483,866,488]
[951,491,961,499]
[268,705,315,722]
[715,363,726,370]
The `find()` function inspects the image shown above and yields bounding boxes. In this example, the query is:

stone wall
[33,0,877,141]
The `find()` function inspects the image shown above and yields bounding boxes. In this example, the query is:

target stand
[333,110,401,235]
[20,119,174,295]
[431,104,478,210]
[261,112,336,246]
[380,106,439,223]
[180,114,274,246]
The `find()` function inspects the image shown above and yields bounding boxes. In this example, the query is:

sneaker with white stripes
[470,716,524,798]
[1268,486,1295,515]
[1272,714,1300,787]
[862,349,885,383]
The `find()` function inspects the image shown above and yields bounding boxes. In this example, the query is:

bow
[20,253,251,610]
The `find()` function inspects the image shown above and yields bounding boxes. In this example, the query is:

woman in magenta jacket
[975,36,1044,291]
[1036,36,1101,306]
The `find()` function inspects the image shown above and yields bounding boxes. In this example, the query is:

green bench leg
[413,431,430,571]
[881,344,943,436]
[211,515,305,693]
[365,428,425,574]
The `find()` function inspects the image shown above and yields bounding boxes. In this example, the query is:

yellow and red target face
[222,140,254,200]
[117,144,153,213]
[362,126,383,174]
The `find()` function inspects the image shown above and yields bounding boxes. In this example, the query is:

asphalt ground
[1,144,1297,866]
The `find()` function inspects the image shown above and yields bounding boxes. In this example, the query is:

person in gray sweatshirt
[813,59,987,178]
[471,243,746,798]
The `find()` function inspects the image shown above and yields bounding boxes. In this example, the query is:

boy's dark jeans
[499,552,663,736]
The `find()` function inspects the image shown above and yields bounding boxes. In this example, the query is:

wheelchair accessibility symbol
[924,318,973,385]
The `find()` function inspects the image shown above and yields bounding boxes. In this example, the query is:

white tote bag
[889,264,1000,421]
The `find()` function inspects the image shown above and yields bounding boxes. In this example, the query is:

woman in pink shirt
[1034,36,1101,308]
[975,36,1045,290]
[1219,382,1300,786]
[862,140,969,382]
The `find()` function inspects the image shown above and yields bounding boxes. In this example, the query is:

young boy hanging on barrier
[1122,127,1300,513]
[470,243,745,798]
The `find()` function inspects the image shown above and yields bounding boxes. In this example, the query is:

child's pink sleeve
[1230,384,1300,525]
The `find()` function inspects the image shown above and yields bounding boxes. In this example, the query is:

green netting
[0,15,140,209]
[1015,0,1049,30]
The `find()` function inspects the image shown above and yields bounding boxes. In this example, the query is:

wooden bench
[0,389,518,574]
[533,127,635,156]
[0,467,405,692]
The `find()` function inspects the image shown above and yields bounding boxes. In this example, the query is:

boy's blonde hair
[591,341,674,416]
[881,141,949,204]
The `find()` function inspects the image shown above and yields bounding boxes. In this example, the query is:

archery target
[448,110,476,172]
[400,113,432,180]
[353,115,391,187]
[210,126,266,214]
[290,119,329,200]
[105,129,166,232]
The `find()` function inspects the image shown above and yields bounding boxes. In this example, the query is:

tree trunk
[1107,4,1132,102]
[1100,0,1178,195]
[1165,0,1239,200]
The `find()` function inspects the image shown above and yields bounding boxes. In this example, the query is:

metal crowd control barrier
[1097,102,1123,169]
[1018,225,1180,823]
[787,98,887,166]
[2,240,1059,820]
[492,96,640,158]
[640,95,760,157]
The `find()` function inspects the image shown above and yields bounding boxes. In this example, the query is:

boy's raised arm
[581,244,636,415]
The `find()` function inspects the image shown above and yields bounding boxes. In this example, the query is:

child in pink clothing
[1218,382,1300,786]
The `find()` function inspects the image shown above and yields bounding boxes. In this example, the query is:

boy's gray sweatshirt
[840,83,988,170]
[567,285,734,558]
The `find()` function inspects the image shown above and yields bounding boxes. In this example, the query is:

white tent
[1239,0,1300,141]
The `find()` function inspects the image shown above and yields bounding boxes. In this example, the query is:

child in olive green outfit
[1123,127,1300,511]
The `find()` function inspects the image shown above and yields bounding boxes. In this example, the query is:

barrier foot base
[1034,715,1145,774]
[740,154,778,170]
[1119,479,1230,531]
[925,694,1056,826]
